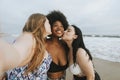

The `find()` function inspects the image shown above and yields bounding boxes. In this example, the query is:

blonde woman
[0,13,52,80]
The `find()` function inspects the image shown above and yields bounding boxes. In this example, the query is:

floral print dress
[7,54,52,80]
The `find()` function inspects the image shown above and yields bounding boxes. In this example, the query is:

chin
[57,34,63,37]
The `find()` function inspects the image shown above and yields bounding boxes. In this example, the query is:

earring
[59,37,62,40]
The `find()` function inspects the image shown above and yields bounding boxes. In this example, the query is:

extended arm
[76,48,95,80]
[0,39,20,75]
[0,33,34,74]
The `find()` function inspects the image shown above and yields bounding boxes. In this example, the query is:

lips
[56,30,63,34]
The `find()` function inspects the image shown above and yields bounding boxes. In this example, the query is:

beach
[1,35,120,80]
[66,58,120,80]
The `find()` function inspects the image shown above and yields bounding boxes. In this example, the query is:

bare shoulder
[77,48,86,54]
[76,48,87,58]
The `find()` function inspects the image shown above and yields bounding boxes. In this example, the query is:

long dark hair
[72,25,92,64]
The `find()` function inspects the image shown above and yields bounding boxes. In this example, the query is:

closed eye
[67,29,71,32]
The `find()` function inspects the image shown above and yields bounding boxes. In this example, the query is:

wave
[83,34,120,38]
[84,37,120,62]
[1,33,120,62]
[2,33,120,38]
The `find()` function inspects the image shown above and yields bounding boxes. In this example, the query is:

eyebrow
[67,28,71,30]
[68,28,72,30]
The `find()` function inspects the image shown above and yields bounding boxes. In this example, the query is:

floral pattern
[7,54,52,80]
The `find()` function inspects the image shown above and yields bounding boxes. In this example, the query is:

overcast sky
[0,0,120,35]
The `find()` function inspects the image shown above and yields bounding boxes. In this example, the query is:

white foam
[84,37,120,62]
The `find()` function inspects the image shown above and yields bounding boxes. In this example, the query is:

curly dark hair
[46,10,69,30]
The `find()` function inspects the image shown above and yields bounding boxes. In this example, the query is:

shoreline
[66,58,120,80]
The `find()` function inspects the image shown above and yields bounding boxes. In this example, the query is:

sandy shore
[66,58,120,80]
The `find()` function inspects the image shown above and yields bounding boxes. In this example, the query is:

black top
[48,61,68,72]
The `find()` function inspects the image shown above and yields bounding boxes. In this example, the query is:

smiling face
[62,26,77,41]
[51,21,64,37]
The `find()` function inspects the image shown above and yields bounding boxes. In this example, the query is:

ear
[73,35,78,39]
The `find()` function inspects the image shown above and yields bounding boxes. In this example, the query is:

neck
[50,36,62,45]
[64,40,73,48]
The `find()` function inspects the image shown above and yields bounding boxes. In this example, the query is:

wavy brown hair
[23,13,46,73]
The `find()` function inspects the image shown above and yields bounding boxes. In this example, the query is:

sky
[0,0,120,35]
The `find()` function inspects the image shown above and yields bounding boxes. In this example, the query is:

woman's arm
[76,48,95,80]
[0,39,20,73]
[0,33,34,73]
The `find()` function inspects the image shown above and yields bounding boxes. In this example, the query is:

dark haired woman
[62,25,101,80]
[46,10,69,80]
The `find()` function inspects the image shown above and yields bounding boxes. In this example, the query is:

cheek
[52,27,56,31]
[66,33,71,36]
[68,34,74,39]
[65,34,72,39]
[48,24,51,30]
[47,27,51,33]
[61,27,64,31]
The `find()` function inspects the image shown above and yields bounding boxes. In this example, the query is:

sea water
[84,36,120,62]
[1,34,120,62]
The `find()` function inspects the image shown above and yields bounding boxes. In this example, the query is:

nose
[57,25,64,30]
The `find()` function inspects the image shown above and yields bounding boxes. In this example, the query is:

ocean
[84,36,120,62]
[1,34,120,62]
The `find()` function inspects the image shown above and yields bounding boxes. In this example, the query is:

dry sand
[66,58,120,80]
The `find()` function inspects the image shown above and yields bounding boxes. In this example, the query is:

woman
[62,25,101,80]
[0,13,52,80]
[46,10,69,80]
